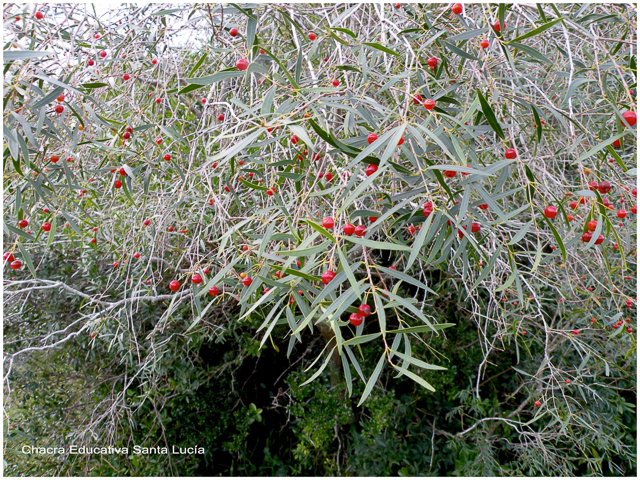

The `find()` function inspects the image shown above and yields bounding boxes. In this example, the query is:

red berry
[242,277,253,286]
[358,304,371,317]
[112,261,118,268]
[169,280,180,291]
[291,135,299,144]
[369,216,378,223]
[123,74,130,81]
[394,3,401,9]
[581,231,593,243]
[343,223,355,235]
[332,79,340,87]
[367,133,378,144]
[423,99,435,110]
[209,285,219,296]
[54,105,64,114]
[322,217,335,229]
[544,205,557,219]
[397,135,405,146]
[87,59,95,66]
[321,270,336,285]
[18,219,28,228]
[10,260,22,270]
[444,170,456,178]
[427,57,438,68]
[598,181,612,194]
[349,313,364,326]
[151,59,158,65]
[365,164,378,176]
[168,226,174,232]
[586,220,597,231]
[493,20,506,32]
[505,148,517,159]
[42,222,52,232]
[163,154,171,161]
[324,172,333,182]
[229,28,238,37]
[354,225,366,237]
[408,225,416,234]
[632,205,637,214]
[217,114,225,121]
[471,222,481,233]
[423,201,434,217]
[134,252,140,259]
[123,132,130,139]
[192,274,203,284]
[236,58,249,70]
[534,400,541,407]
[114,180,122,189]
[4,252,15,263]
[594,234,604,245]
[480,39,489,49]
[143,219,150,226]
[613,139,621,148]
[412,94,423,104]
[452,3,463,14]
[308,32,316,41]
[35,11,44,19]
[621,111,637,127]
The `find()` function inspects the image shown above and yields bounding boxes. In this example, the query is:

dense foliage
[3,2,637,476]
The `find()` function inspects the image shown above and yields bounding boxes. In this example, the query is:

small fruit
[209,285,219,296]
[493,19,506,32]
[598,181,612,194]
[343,223,356,235]
[168,226,174,232]
[42,222,52,232]
[35,11,44,19]
[144,219,150,226]
[397,135,405,146]
[444,170,456,178]
[242,276,253,286]
[427,57,438,68]
[423,201,434,217]
[534,400,541,407]
[573,329,579,335]
[332,79,340,87]
[586,220,598,231]
[308,32,316,41]
[480,39,489,48]
[354,225,366,237]
[54,105,64,114]
[134,252,140,259]
[349,313,364,326]
[4,252,15,263]
[123,74,130,81]
[236,58,249,70]
[229,28,238,37]
[581,231,592,243]
[321,270,336,285]
[325,172,333,182]
[618,209,627,219]
[87,59,95,66]
[358,304,371,317]
[621,111,637,127]
[544,205,557,219]
[594,234,604,245]
[10,260,22,270]
[471,222,481,233]
[369,216,378,223]
[114,180,122,189]
[151,59,158,65]
[367,133,378,144]
[452,3,463,14]
[365,164,378,176]
[169,280,180,291]
[217,114,225,121]
[192,274,203,284]
[412,94,423,104]
[505,148,517,159]
[18,219,28,228]
[291,135,299,144]
[322,217,335,229]
[423,99,435,110]
[408,225,416,234]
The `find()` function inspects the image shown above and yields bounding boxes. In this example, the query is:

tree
[3,3,637,476]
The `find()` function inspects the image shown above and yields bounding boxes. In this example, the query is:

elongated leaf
[4,51,51,62]
[390,350,446,371]
[344,236,412,252]
[393,365,436,392]
[477,89,505,140]
[337,245,360,298]
[373,265,435,294]
[186,69,244,85]
[508,17,565,44]
[362,42,399,56]
[342,332,382,347]
[386,323,455,334]
[357,352,386,406]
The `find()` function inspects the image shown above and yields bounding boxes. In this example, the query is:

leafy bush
[3,2,637,476]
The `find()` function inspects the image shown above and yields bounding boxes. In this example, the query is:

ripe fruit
[581,231,592,243]
[349,313,363,326]
[324,172,333,182]
[143,219,150,226]
[394,3,401,8]
[427,57,438,68]
[114,180,122,189]
[398,135,405,146]
[367,133,378,144]
[35,11,44,19]
[308,32,316,41]
[493,19,506,32]
[423,99,435,110]
[471,222,481,233]
[413,94,423,104]
[229,28,238,37]
[621,111,637,127]
[87,59,95,66]
[123,74,130,81]
[169,280,180,291]
[588,181,598,191]
[354,225,366,237]
[480,39,489,48]
[321,270,336,285]
[151,58,158,65]
[544,205,557,219]
[134,252,140,259]
[452,3,463,14]
[217,114,225,121]
[209,286,219,296]
[598,181,612,194]
[586,220,598,231]
[10,260,22,270]
[573,329,579,335]
[42,222,52,232]
[632,205,637,214]
[322,217,335,229]
[291,135,299,144]
[365,164,378,176]
[594,234,604,245]
[236,58,249,70]
[423,201,434,217]
[168,226,174,232]
[192,274,203,284]
[4,252,15,263]
[408,225,416,234]
[343,223,355,235]
[505,148,517,159]
[54,105,64,114]
[358,304,371,317]
[444,170,456,178]
[369,216,378,223]
[18,219,28,228]
[534,400,541,407]
[242,276,253,286]
[332,79,340,87]
[123,132,131,140]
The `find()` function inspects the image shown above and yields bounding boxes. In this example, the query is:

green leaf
[390,350,447,371]
[29,86,64,110]
[508,220,533,245]
[386,323,455,334]
[357,352,386,406]
[344,236,412,252]
[541,212,567,262]
[383,290,437,332]
[362,42,399,56]
[305,219,336,243]
[508,17,565,44]
[342,332,382,347]
[3,51,51,62]
[300,347,336,387]
[448,28,488,42]
[373,291,386,335]
[576,133,626,164]
[186,69,244,86]
[511,42,553,64]
[392,365,436,392]
[337,245,360,298]
[373,265,435,294]
[476,89,505,140]
[17,244,37,278]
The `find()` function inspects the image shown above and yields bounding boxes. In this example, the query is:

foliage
[3,2,637,476]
